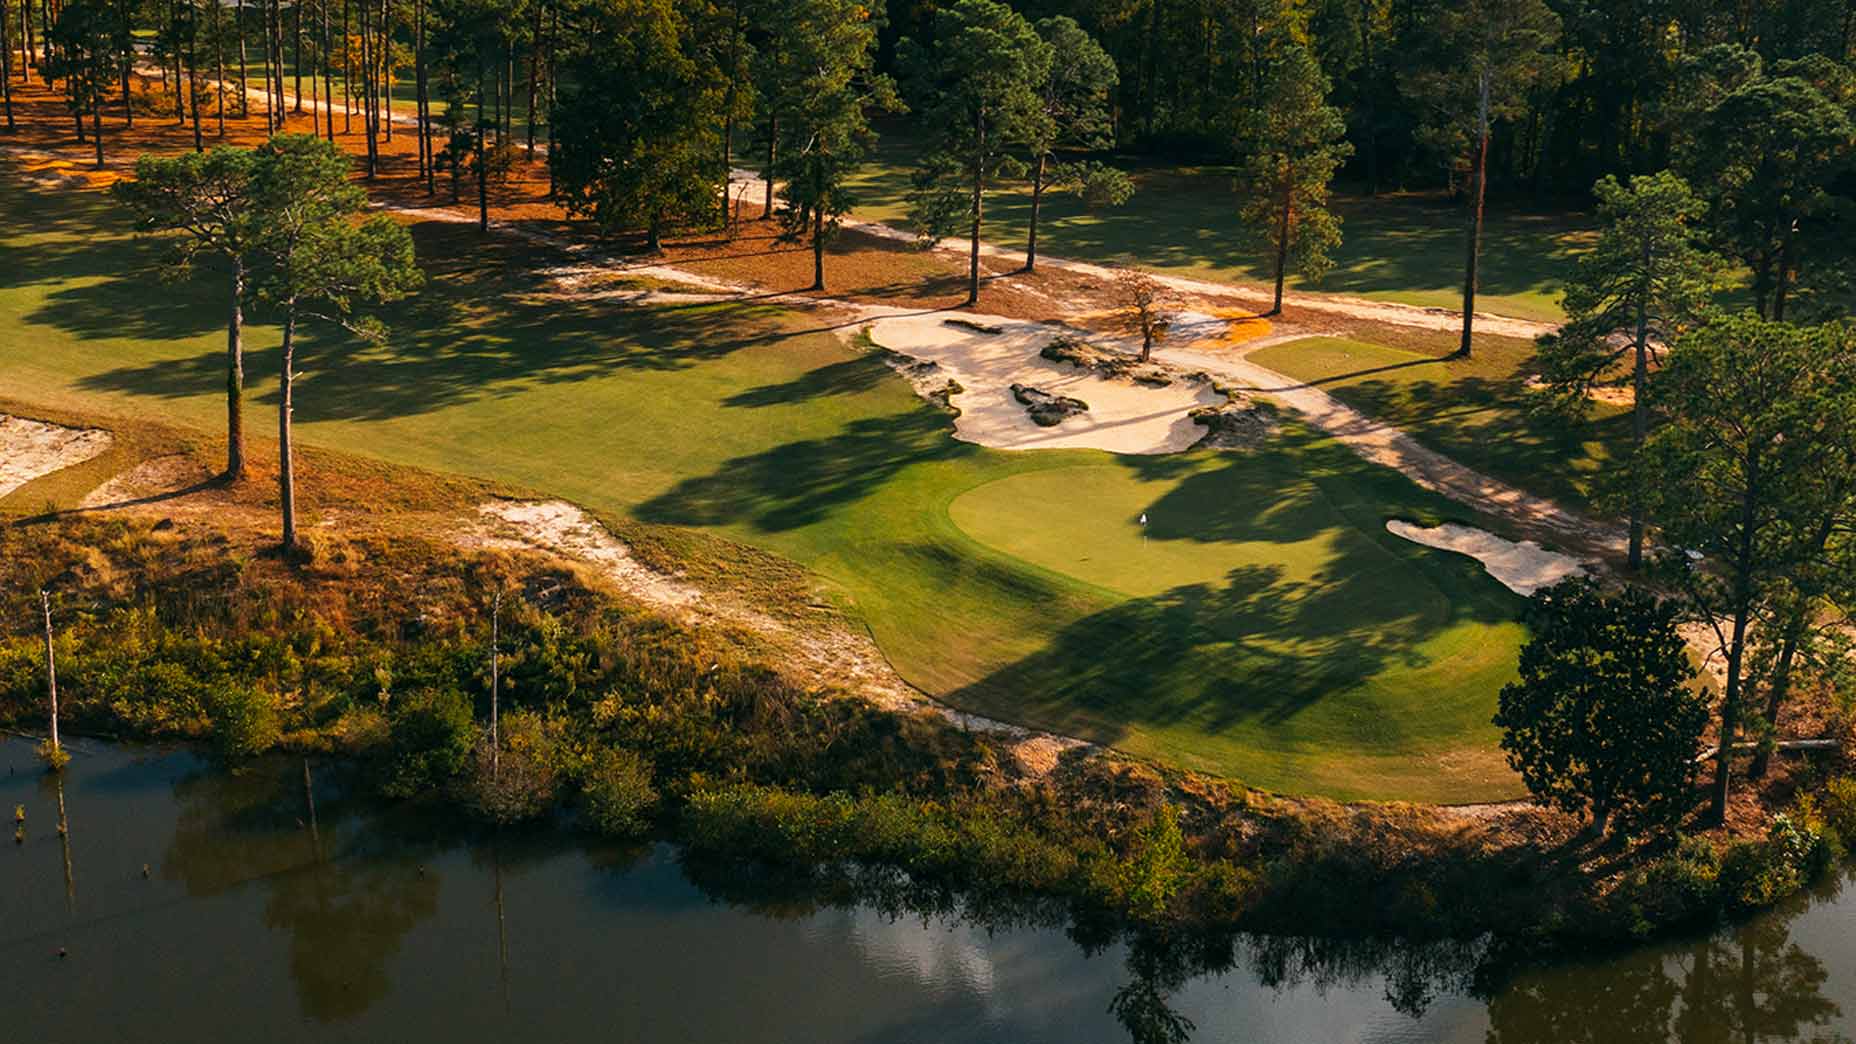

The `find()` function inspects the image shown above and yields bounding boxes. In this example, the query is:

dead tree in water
[40,589,66,771]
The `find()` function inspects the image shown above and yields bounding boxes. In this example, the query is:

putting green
[0,165,1531,801]
[943,457,1527,796]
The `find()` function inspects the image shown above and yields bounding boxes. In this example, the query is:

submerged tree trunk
[41,589,59,760]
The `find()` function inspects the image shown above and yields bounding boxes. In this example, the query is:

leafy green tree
[1404,0,1562,357]
[900,0,1050,306]
[1237,40,1351,316]
[1677,56,1854,321]
[1533,171,1722,568]
[113,148,263,482]
[46,0,129,168]
[766,0,899,291]
[1493,578,1708,836]
[1022,14,1117,273]
[550,0,724,249]
[1630,315,1856,823]
[248,134,422,551]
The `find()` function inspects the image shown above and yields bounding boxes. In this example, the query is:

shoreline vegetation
[3,418,1852,984]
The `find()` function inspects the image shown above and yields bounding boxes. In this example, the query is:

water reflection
[4,739,1855,1044]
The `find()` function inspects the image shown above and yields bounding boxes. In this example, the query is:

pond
[3,737,1853,1043]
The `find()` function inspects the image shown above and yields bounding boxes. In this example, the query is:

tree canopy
[1494,578,1708,836]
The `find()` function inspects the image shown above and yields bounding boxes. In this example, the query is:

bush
[381,687,474,798]
[204,681,280,761]
[581,748,659,837]
[460,711,563,825]
[1612,834,1721,936]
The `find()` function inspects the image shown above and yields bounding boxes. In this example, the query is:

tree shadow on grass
[944,439,1520,744]
[635,408,966,533]
[55,220,806,423]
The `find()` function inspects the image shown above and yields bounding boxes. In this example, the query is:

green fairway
[0,169,1528,801]
[845,133,1591,323]
[1248,336,1630,515]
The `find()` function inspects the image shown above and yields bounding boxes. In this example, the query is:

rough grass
[0,168,1528,801]
[1248,336,1632,514]
[844,132,1592,323]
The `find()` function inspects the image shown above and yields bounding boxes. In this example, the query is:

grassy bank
[1,498,1850,960]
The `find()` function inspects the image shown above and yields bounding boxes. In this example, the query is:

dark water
[3,738,1854,1044]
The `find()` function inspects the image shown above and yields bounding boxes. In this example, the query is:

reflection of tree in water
[161,762,442,1022]
[1488,915,1843,1044]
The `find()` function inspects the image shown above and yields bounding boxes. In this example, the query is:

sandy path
[1157,342,1625,556]
[0,415,114,499]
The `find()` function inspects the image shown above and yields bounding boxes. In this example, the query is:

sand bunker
[1386,520,1588,597]
[861,311,1225,454]
[0,414,113,499]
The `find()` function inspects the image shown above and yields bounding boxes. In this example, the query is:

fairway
[1,168,1527,801]
[845,133,1592,323]
[1248,337,1630,514]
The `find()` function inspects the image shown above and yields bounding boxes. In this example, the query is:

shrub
[1819,776,1856,842]
[204,681,281,761]
[581,748,659,837]
[460,711,563,825]
[1613,834,1722,936]
[381,687,475,798]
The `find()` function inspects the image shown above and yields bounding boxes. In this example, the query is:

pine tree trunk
[278,307,298,551]
[225,262,247,481]
[188,9,203,152]
[1711,470,1762,824]
[1025,152,1045,273]
[91,86,101,166]
[1628,242,1649,570]
[1749,617,1806,780]
[291,0,301,112]
[213,0,226,136]
[475,57,488,229]
[1271,179,1291,316]
[811,164,825,291]
[117,0,130,126]
[321,0,333,141]
[524,1,538,155]
[967,113,984,307]
[763,113,776,219]
[1457,73,1490,359]
[235,0,248,118]
[0,0,11,133]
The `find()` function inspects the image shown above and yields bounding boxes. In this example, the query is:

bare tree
[1116,271,1172,362]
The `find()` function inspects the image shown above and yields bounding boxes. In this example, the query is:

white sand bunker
[0,414,113,499]
[475,500,704,608]
[1386,520,1587,597]
[861,311,1224,454]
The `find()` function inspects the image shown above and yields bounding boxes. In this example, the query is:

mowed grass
[844,132,1591,323]
[0,169,1526,801]
[1248,336,1631,515]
